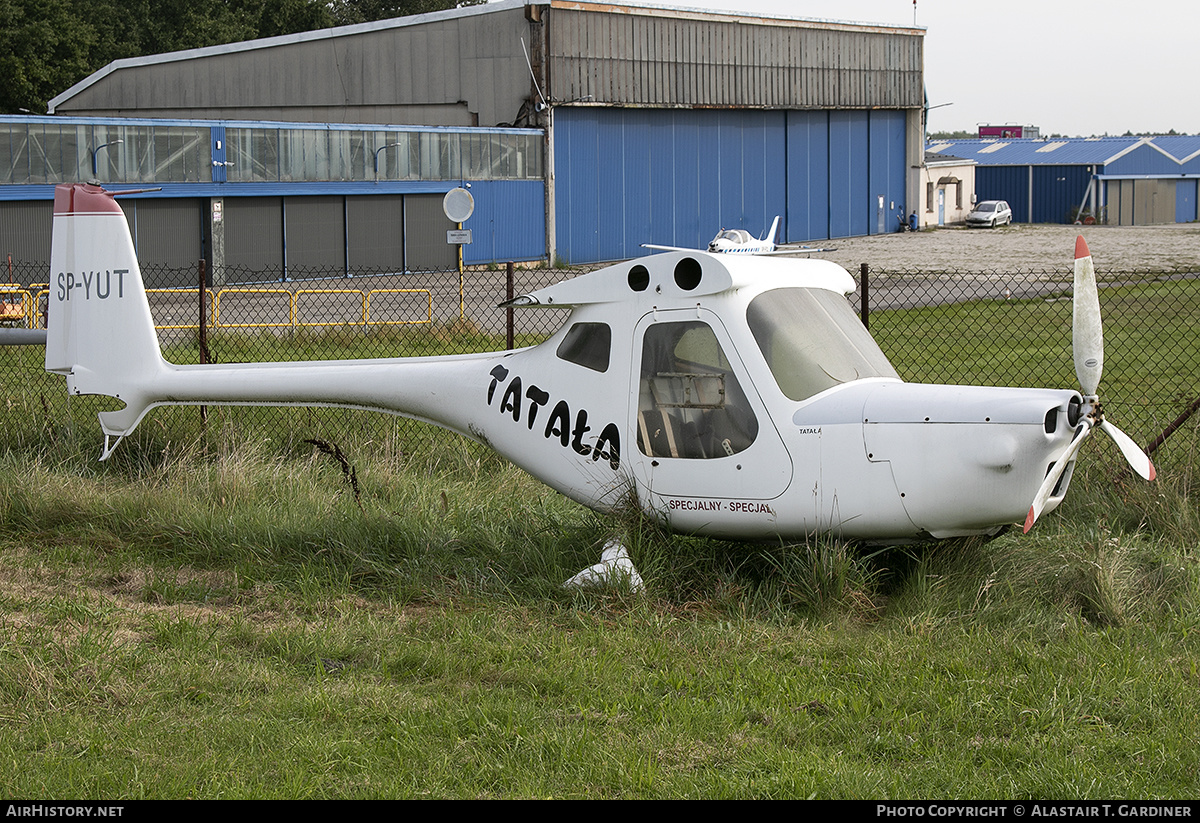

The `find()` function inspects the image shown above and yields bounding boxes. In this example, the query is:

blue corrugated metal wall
[976,165,1094,224]
[976,166,1030,222]
[1032,165,1093,224]
[554,107,908,263]
[1106,143,1192,176]
[785,109,907,242]
[785,111,829,242]
[461,180,547,264]
[1177,180,1198,223]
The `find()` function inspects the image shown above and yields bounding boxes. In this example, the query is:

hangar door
[787,109,908,242]
[1105,179,1181,226]
[0,201,53,274]
[553,107,909,264]
[124,199,206,287]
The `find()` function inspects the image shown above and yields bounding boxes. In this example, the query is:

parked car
[966,200,1013,227]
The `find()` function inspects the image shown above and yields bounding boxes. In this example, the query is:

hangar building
[12,1,926,269]
[926,136,1200,226]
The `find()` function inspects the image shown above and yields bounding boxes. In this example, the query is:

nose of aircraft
[859,383,1083,537]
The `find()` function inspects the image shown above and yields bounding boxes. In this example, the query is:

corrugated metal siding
[52,7,533,128]
[127,199,205,280]
[0,201,53,269]
[403,195,457,271]
[869,110,908,234]
[461,181,547,264]
[977,165,1093,224]
[976,166,1030,223]
[786,110,829,242]
[284,196,346,276]
[781,109,905,242]
[555,105,908,259]
[547,8,923,110]
[225,197,284,279]
[554,108,795,263]
[1030,165,1092,224]
[1177,180,1198,223]
[828,111,867,237]
[1138,179,1177,225]
[347,195,405,271]
[1106,143,1192,176]
[1109,180,1135,226]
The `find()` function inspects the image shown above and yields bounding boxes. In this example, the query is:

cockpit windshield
[746,288,899,401]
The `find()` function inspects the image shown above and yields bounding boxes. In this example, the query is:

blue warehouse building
[4,1,926,271]
[927,136,1200,226]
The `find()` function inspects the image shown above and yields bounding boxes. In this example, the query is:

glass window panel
[637,321,758,459]
[228,127,279,182]
[747,288,899,402]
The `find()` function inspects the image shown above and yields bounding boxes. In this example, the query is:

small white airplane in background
[45,184,1153,587]
[643,216,833,256]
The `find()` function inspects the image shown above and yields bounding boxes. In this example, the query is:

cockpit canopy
[714,229,753,244]
[747,287,899,401]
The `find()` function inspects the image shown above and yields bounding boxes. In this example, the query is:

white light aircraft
[643,216,831,256]
[46,184,1154,584]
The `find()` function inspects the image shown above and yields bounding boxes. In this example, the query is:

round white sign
[442,187,475,223]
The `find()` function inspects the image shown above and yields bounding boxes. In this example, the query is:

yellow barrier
[294,289,368,328]
[213,288,294,329]
[208,287,433,331]
[25,284,438,333]
[146,288,216,330]
[366,289,433,326]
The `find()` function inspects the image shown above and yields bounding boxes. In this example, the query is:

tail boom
[44,183,501,455]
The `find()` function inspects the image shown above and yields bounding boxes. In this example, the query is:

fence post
[198,259,208,364]
[859,263,870,331]
[506,262,515,351]
[198,259,208,424]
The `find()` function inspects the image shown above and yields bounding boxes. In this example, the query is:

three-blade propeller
[1023,236,1156,533]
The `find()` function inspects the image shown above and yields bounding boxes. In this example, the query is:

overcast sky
[616,0,1197,137]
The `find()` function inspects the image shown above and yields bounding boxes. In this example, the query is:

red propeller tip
[1023,507,1036,534]
[1075,235,1090,260]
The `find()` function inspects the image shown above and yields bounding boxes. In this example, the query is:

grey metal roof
[51,0,926,122]
[49,1,527,113]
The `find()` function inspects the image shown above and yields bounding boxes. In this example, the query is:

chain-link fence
[2,259,1197,469]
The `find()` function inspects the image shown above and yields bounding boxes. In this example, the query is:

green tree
[328,0,486,27]
[0,0,95,113]
[0,0,342,114]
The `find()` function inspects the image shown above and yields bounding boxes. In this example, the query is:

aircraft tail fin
[765,215,781,245]
[46,183,168,452]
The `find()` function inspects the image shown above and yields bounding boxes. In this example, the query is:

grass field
[0,278,1197,798]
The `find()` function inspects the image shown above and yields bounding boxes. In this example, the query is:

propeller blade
[1024,420,1092,533]
[1098,419,1156,481]
[1073,236,1104,397]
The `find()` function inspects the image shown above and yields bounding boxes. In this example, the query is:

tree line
[0,0,480,114]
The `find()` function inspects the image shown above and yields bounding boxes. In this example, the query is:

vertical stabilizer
[765,216,781,246]
[46,184,167,444]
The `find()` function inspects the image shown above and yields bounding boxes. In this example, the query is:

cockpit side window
[556,322,611,372]
[747,288,899,401]
[636,321,759,459]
